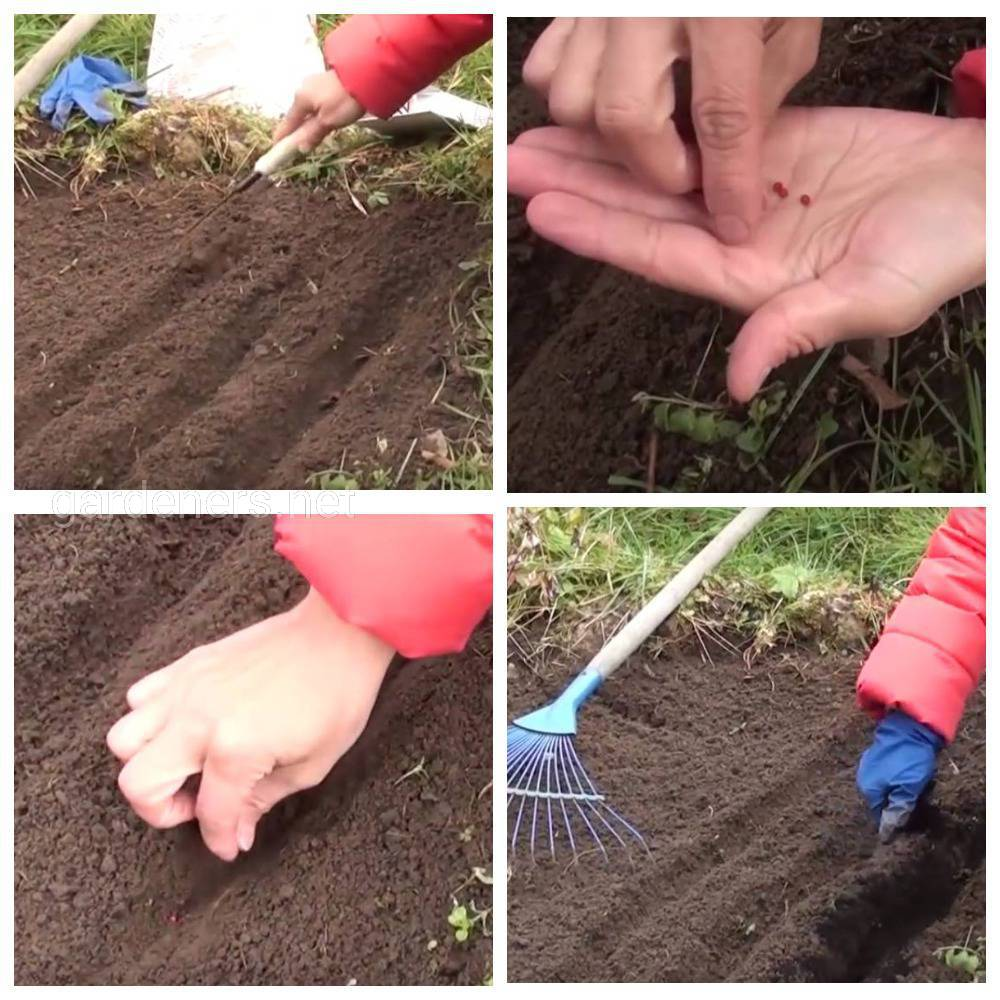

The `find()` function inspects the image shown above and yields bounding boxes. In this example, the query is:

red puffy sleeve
[274,514,492,659]
[856,508,985,742]
[953,48,985,118]
[323,14,493,119]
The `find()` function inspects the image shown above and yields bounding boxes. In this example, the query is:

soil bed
[507,18,986,491]
[14,516,491,985]
[15,171,486,488]
[508,629,985,982]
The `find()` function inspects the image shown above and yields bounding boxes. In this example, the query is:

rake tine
[553,738,577,859]
[603,803,651,855]
[507,728,545,795]
[530,778,540,862]
[564,739,637,855]
[512,742,547,851]
[559,739,609,861]
[507,727,647,862]
[509,731,547,851]
[544,739,556,860]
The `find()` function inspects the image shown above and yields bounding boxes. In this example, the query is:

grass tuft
[508,507,946,667]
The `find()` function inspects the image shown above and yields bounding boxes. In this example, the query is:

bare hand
[274,69,365,151]
[107,588,393,860]
[523,17,821,243]
[509,109,984,401]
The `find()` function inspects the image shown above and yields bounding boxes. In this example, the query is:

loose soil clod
[14,516,492,985]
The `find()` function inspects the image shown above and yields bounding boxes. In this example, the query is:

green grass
[13,14,492,207]
[861,317,986,493]
[508,507,946,653]
[14,14,155,77]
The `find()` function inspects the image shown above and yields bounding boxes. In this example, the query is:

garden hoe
[508,506,772,863]
[183,133,303,235]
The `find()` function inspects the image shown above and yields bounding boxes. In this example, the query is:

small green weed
[934,932,985,981]
[447,900,490,943]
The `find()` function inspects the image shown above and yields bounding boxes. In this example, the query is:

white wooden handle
[587,507,772,680]
[252,133,305,178]
[14,14,104,106]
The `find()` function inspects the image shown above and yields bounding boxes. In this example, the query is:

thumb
[878,800,915,844]
[688,20,765,243]
[197,736,275,861]
[235,761,326,854]
[726,270,887,402]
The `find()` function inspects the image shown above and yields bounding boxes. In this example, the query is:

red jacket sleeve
[856,508,985,742]
[274,514,492,659]
[953,48,986,118]
[323,14,493,118]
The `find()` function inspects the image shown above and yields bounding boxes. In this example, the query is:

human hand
[274,68,365,152]
[522,17,822,243]
[107,587,394,861]
[857,711,943,843]
[508,108,985,401]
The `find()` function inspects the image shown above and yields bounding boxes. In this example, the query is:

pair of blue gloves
[857,711,943,843]
[38,55,147,131]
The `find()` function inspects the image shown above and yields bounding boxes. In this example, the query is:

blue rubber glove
[857,711,943,844]
[38,55,147,131]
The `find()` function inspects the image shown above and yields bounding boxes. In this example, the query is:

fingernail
[237,821,255,853]
[715,214,751,245]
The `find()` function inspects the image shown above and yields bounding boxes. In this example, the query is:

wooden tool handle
[14,14,104,106]
[586,507,773,680]
[252,133,305,178]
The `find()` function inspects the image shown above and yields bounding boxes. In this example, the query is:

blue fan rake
[507,508,771,862]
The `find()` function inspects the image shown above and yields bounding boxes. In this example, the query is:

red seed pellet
[800,194,812,206]
[772,181,784,194]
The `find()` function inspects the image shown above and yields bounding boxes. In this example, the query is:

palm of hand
[509,107,984,400]
[722,108,983,315]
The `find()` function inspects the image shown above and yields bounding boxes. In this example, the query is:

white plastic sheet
[146,13,491,133]
[147,13,324,119]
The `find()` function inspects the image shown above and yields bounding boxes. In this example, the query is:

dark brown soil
[14,174,486,489]
[507,630,985,982]
[507,18,986,492]
[14,516,491,985]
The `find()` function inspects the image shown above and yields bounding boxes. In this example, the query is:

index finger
[596,18,699,193]
[117,724,201,829]
[273,87,316,143]
[688,18,765,243]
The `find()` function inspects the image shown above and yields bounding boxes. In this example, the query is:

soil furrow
[127,217,475,489]
[509,634,985,983]
[14,189,241,439]
[15,517,491,985]
[15,178,483,489]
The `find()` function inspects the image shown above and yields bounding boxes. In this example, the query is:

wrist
[292,587,395,676]
[883,710,945,751]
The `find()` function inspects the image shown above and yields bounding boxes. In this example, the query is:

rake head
[507,724,649,862]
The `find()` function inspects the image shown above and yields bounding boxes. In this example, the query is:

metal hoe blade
[183,171,262,237]
[507,725,649,862]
